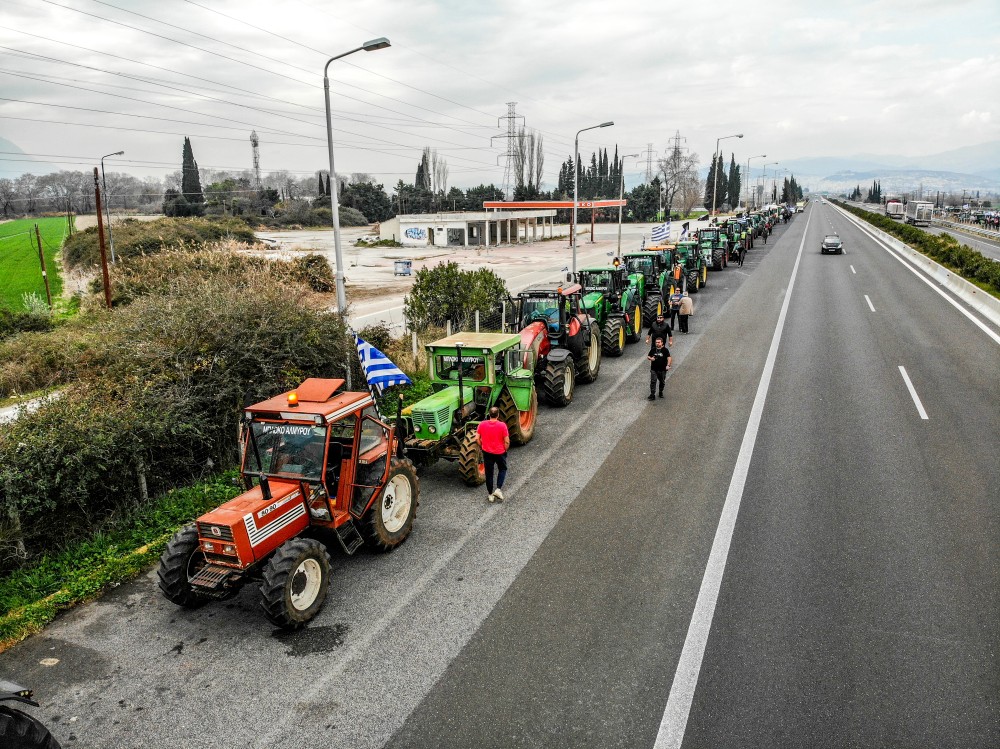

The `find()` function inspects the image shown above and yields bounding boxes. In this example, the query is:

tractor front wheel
[711,248,725,271]
[457,430,486,486]
[157,524,209,609]
[0,706,61,749]
[685,270,699,294]
[700,264,708,288]
[574,325,601,384]
[364,457,419,551]
[259,538,332,629]
[602,317,626,357]
[541,358,575,407]
[643,294,662,325]
[499,388,537,445]
[626,304,642,343]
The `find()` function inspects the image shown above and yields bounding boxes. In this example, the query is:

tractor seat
[325,442,344,488]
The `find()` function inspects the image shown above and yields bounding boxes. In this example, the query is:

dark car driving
[821,234,843,254]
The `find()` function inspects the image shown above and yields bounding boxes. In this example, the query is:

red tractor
[158,378,418,629]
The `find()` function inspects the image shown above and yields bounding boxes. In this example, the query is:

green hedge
[835,202,1000,295]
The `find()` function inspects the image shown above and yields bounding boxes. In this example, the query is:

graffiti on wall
[404,227,427,240]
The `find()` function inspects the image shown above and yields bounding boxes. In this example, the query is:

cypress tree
[181,137,204,204]
[727,155,740,209]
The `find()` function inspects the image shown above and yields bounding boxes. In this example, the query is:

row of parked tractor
[155,207,791,632]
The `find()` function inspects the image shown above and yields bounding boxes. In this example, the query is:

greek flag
[355,335,412,394]
[651,221,670,243]
[680,221,690,240]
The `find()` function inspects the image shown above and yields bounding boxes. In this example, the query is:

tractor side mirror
[565,272,573,283]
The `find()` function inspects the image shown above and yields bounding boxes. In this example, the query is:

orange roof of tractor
[248,378,373,423]
[482,199,626,209]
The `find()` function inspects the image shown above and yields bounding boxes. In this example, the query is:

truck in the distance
[904,200,933,226]
[885,199,904,220]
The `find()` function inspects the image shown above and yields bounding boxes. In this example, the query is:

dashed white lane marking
[864,294,876,312]
[850,264,856,274]
[652,210,813,748]
[899,366,929,420]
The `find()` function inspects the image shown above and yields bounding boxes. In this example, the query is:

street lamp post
[761,162,778,206]
[572,121,614,275]
[101,150,124,263]
[711,133,743,216]
[616,153,640,254]
[744,154,765,209]
[324,37,391,370]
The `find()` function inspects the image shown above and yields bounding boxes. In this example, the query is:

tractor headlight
[428,425,437,434]
[223,544,237,555]
[202,541,215,552]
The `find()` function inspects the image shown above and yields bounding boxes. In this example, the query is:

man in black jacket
[647,337,672,401]
[645,311,674,348]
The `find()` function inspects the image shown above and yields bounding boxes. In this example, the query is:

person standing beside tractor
[668,291,683,330]
[647,337,672,400]
[476,406,510,503]
[678,292,694,334]
[646,311,674,348]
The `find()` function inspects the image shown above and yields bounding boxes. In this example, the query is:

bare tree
[432,153,448,196]
[657,137,700,215]
[534,134,545,192]
[350,172,376,185]
[678,169,704,217]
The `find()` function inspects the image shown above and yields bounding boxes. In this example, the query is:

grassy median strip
[0,473,241,652]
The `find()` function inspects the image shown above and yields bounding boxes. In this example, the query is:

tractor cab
[160,377,419,630]
[577,264,626,306]
[623,252,659,288]
[514,282,584,337]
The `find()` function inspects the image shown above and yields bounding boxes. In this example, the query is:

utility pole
[93,168,112,310]
[492,102,524,201]
[34,224,52,309]
[638,143,657,183]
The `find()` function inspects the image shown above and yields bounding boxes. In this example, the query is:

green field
[0,217,68,310]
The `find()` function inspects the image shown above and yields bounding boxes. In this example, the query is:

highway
[926,223,1000,262]
[2,203,997,748]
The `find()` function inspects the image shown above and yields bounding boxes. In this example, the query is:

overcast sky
[1,0,998,189]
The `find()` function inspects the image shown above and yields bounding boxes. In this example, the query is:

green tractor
[623,248,673,322]
[698,227,728,272]
[576,262,643,355]
[400,332,537,486]
[513,282,601,407]
[671,240,708,294]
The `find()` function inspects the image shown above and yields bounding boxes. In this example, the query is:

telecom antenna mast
[491,102,524,201]
[250,130,261,189]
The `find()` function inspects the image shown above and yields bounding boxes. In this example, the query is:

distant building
[379,209,557,247]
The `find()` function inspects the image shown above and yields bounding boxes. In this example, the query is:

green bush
[0,308,53,341]
[338,206,369,226]
[834,202,1000,295]
[62,217,257,269]
[403,261,509,332]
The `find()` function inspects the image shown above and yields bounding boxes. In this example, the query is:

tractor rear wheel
[457,430,486,485]
[643,293,662,324]
[574,325,601,384]
[686,270,699,294]
[541,358,575,407]
[0,706,61,749]
[626,304,642,343]
[259,538,332,629]
[700,264,708,289]
[157,524,209,609]
[499,388,537,445]
[364,457,419,551]
[711,248,725,271]
[602,317,626,357]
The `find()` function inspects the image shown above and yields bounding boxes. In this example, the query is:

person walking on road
[646,311,674,348]
[678,292,694,334]
[668,291,683,331]
[476,406,510,503]
[647,337,672,401]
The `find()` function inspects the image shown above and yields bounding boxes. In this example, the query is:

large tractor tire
[0,706,61,749]
[711,248,725,271]
[259,537,332,629]
[540,358,575,407]
[499,388,537,445]
[643,293,662,324]
[574,325,601,384]
[457,430,486,486]
[363,457,419,551]
[602,317,626,357]
[685,270,700,294]
[157,524,209,609]
[700,264,708,289]
[626,304,642,343]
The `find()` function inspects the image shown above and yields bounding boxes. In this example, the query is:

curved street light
[711,133,743,216]
[572,121,614,274]
[101,150,124,263]
[761,162,779,206]
[744,154,765,209]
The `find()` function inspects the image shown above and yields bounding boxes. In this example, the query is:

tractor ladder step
[189,564,232,590]
[335,520,365,556]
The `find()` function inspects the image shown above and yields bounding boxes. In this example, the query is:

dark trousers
[484,451,508,494]
[650,369,666,395]
[669,308,680,329]
[679,314,689,333]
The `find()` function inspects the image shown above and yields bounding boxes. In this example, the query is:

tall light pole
[744,154,765,209]
[101,150,124,263]
[324,37,391,337]
[711,133,743,216]
[617,153,640,254]
[761,162,778,206]
[572,121,614,274]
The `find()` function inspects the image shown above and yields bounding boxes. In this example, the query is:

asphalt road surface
[3,204,998,748]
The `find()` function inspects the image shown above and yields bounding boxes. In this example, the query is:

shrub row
[62,216,258,269]
[836,202,1000,295]
[403,261,509,332]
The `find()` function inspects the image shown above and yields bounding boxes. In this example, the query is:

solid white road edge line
[898,365,929,420]
[652,210,812,749]
[865,294,876,312]
[832,204,1000,347]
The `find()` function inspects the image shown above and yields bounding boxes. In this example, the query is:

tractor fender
[519,321,550,364]
[546,347,572,364]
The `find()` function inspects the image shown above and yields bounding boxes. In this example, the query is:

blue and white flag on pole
[679,221,690,240]
[355,335,412,394]
[651,221,670,243]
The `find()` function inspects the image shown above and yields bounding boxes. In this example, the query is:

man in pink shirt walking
[476,406,510,503]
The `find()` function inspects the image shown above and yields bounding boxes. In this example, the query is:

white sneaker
[487,491,495,503]
[493,488,504,502]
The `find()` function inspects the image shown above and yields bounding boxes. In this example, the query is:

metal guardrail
[933,219,1000,243]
